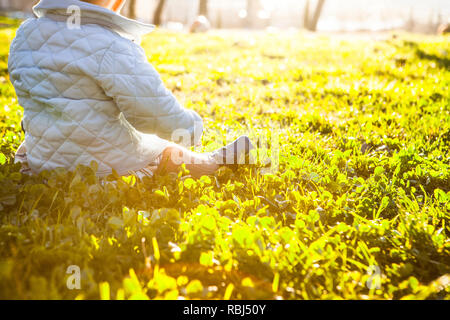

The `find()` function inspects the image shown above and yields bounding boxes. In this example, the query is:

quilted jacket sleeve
[96,40,203,146]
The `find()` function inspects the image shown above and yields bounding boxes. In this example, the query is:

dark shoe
[210,136,255,169]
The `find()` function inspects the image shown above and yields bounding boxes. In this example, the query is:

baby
[9,0,253,179]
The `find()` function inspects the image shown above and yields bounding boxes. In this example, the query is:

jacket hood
[33,0,155,42]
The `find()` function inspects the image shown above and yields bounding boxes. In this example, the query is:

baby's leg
[155,136,254,178]
[155,145,219,178]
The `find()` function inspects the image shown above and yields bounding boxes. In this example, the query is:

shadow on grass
[415,47,450,69]
[402,40,450,69]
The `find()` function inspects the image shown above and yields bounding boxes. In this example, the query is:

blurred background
[0,0,449,34]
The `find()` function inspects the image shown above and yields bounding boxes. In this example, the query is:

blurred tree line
[0,0,32,12]
[0,0,447,33]
[120,0,449,34]
[126,0,326,31]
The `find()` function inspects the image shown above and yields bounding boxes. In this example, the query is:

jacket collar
[32,0,155,43]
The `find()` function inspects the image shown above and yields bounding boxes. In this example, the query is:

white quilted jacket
[8,0,203,176]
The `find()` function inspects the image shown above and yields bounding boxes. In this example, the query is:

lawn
[0,22,449,299]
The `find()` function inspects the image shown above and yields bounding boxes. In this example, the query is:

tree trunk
[307,0,326,31]
[199,0,208,17]
[153,0,166,26]
[246,0,260,29]
[128,0,136,20]
[303,0,310,29]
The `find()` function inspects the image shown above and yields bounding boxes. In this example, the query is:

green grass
[0,24,449,299]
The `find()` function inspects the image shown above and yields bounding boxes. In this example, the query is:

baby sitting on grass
[9,0,253,179]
